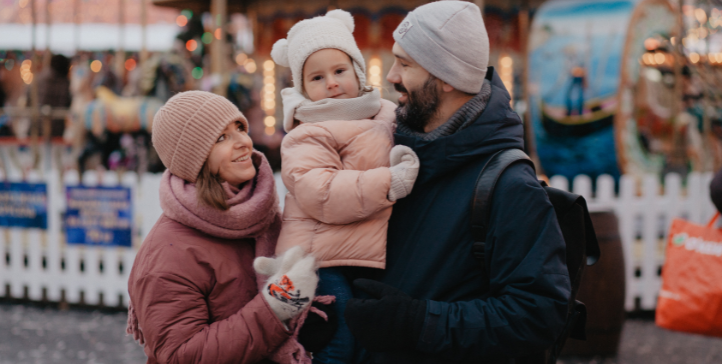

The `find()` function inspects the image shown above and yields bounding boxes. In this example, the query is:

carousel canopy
[151,0,548,13]
[152,0,250,13]
[0,0,180,53]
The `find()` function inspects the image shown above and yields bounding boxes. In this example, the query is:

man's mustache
[393,83,408,94]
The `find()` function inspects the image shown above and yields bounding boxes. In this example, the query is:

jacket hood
[394,67,524,186]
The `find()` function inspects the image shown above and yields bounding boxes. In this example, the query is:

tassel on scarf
[126,301,145,345]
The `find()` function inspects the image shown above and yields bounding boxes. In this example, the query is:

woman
[126,91,319,364]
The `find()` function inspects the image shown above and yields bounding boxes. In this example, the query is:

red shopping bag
[656,213,722,337]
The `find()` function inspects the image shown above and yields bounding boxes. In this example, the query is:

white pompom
[271,39,289,67]
[326,9,354,32]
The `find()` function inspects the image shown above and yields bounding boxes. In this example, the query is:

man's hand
[344,279,427,352]
[298,300,338,353]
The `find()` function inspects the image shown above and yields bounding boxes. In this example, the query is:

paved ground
[1,303,721,364]
[559,317,722,364]
[0,304,145,364]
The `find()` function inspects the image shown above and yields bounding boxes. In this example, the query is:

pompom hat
[151,91,248,183]
[271,9,367,94]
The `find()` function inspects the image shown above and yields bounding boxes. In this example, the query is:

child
[271,10,420,364]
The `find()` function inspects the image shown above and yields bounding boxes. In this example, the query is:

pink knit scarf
[160,151,279,241]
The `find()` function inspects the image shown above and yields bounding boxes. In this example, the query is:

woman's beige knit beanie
[151,91,247,183]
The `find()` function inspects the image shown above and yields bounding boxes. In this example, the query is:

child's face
[302,49,360,102]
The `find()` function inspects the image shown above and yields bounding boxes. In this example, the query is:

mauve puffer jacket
[276,99,397,269]
[128,215,291,364]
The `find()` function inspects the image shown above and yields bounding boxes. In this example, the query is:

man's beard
[394,75,441,132]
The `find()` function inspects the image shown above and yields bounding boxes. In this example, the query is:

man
[344,1,571,363]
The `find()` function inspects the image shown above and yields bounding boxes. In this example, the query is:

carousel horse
[67,62,164,173]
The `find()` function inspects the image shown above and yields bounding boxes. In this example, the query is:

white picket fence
[0,168,164,307]
[0,169,716,311]
[552,172,716,311]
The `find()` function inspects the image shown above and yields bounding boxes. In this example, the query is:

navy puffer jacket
[366,68,571,363]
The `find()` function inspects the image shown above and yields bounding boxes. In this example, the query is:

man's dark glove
[344,278,427,352]
[297,301,338,353]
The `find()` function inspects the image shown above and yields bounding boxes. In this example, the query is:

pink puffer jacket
[276,99,397,269]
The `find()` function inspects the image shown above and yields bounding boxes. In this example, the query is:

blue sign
[65,186,132,247]
[0,182,48,229]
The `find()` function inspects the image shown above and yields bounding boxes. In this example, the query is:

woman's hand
[254,246,319,322]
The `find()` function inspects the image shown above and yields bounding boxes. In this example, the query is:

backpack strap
[471,149,535,266]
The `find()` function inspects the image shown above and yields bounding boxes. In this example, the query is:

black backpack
[470,148,601,364]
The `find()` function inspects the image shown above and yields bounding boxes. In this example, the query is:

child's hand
[388,145,420,201]
[254,246,319,322]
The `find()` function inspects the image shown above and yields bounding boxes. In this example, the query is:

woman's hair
[196,161,229,210]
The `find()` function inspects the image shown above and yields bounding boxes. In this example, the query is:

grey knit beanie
[152,91,248,183]
[393,0,489,94]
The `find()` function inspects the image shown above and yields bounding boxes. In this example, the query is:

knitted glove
[254,246,319,322]
[298,300,338,353]
[388,145,420,201]
[344,279,427,352]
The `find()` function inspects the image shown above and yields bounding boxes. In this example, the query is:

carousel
[0,0,184,177]
[528,0,722,182]
[149,0,546,169]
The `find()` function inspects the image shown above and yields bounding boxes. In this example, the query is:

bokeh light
[192,67,203,79]
[202,32,213,44]
[368,57,382,90]
[263,60,274,71]
[125,59,136,71]
[236,53,248,66]
[264,116,276,127]
[90,60,102,72]
[20,60,33,84]
[186,39,197,52]
[695,8,707,24]
[244,59,257,73]
[499,55,513,101]
[176,15,188,27]
[262,59,276,124]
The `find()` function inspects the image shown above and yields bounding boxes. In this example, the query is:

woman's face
[207,120,256,187]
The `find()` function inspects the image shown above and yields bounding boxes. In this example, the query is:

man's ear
[441,80,455,93]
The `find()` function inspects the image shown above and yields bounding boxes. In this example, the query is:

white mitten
[254,246,319,322]
[388,145,420,201]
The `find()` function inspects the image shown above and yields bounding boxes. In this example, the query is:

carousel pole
[519,0,538,169]
[74,0,80,52]
[702,4,712,171]
[30,0,40,142]
[42,0,53,141]
[44,0,52,70]
[210,0,227,96]
[140,0,148,65]
[670,0,686,171]
[116,0,126,77]
[26,0,41,176]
